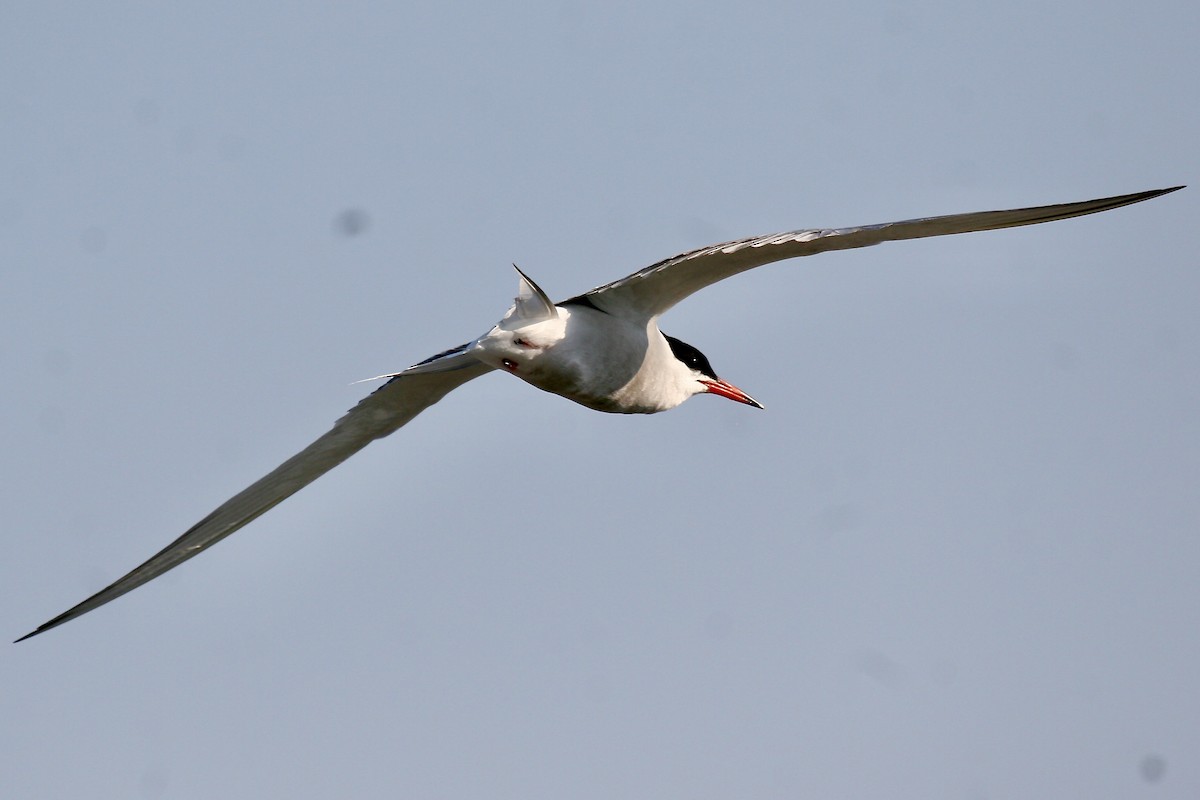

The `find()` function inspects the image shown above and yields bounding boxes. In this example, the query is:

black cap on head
[663,333,718,380]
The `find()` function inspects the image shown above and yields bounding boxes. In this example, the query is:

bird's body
[17,186,1183,641]
[473,298,723,414]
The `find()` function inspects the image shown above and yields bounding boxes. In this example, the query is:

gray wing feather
[576,186,1183,319]
[17,349,492,641]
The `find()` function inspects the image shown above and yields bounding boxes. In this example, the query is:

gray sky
[3,2,1197,798]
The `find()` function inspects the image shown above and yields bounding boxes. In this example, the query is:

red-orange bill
[700,379,763,409]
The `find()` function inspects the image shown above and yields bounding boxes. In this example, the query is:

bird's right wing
[571,186,1184,319]
[17,345,493,642]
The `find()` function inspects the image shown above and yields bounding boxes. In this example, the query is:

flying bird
[17,186,1182,641]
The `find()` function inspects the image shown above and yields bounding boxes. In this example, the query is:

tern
[17,186,1182,642]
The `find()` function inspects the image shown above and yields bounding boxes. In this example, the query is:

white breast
[472,305,695,414]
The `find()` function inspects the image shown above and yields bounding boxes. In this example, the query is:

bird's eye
[514,337,532,348]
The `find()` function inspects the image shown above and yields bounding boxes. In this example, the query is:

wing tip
[14,608,79,643]
[1099,185,1185,214]
[1144,185,1185,198]
[14,624,48,644]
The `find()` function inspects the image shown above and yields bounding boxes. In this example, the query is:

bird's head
[663,334,763,410]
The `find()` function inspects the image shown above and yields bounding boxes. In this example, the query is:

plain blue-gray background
[3,2,1196,797]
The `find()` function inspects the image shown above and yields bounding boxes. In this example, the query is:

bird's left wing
[17,346,493,642]
[571,186,1183,319]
